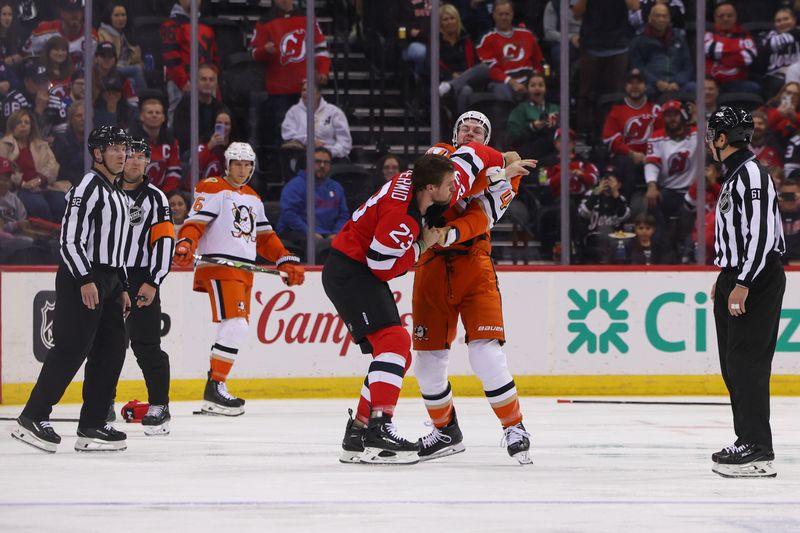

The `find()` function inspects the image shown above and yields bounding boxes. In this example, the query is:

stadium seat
[328,163,375,212]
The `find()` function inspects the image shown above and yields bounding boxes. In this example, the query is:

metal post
[559,0,570,265]
[430,1,440,145]
[695,0,707,265]
[82,0,94,174]
[189,0,199,190]
[305,0,317,265]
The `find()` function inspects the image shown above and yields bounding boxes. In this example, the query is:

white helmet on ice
[452,110,492,146]
[224,142,257,184]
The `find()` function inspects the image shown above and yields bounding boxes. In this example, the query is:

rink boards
[1,267,799,403]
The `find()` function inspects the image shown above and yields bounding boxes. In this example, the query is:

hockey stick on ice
[557,399,730,406]
[193,254,288,279]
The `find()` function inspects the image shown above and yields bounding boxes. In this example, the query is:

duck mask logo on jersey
[280,29,307,65]
[231,204,256,242]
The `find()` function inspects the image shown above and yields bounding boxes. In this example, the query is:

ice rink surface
[1,396,799,532]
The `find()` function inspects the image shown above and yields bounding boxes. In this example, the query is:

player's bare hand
[728,284,748,317]
[121,291,132,319]
[437,226,452,246]
[503,151,522,165]
[136,282,157,308]
[506,159,537,178]
[420,225,443,251]
[80,282,99,310]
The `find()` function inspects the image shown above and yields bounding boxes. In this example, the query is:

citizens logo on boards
[32,291,57,362]
[567,289,629,354]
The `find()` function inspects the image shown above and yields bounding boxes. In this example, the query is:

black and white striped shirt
[60,170,131,285]
[714,149,786,287]
[122,180,176,286]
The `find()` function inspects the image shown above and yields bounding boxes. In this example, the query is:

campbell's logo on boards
[254,290,412,356]
[32,291,57,362]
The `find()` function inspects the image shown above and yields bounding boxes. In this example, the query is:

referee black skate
[119,137,176,435]
[11,126,132,453]
[706,107,786,478]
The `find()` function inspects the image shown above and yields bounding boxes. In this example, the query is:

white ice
[1,397,799,532]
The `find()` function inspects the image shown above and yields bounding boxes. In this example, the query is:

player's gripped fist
[173,238,195,267]
[277,256,304,286]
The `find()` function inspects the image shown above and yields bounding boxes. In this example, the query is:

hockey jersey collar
[721,148,756,183]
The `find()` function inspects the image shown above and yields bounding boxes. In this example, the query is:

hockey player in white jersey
[173,142,304,415]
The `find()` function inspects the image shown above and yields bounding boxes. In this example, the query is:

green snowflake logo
[567,289,629,354]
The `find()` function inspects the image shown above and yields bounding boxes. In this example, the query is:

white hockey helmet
[224,142,257,183]
[452,110,492,146]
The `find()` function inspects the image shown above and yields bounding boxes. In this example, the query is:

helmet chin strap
[93,148,119,178]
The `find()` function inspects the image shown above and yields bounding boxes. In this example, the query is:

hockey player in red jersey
[173,142,304,416]
[323,155,455,464]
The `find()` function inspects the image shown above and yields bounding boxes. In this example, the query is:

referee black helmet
[128,137,152,159]
[706,106,754,144]
[88,126,129,156]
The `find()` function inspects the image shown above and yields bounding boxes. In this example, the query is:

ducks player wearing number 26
[173,143,304,416]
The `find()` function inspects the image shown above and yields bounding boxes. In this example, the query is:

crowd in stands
[0,0,798,266]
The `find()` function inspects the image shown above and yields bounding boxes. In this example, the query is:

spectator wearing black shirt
[173,64,221,160]
[93,70,136,129]
[779,178,800,263]
[757,7,800,99]
[0,1,24,67]
[53,99,84,185]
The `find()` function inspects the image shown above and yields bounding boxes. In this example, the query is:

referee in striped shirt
[707,107,787,478]
[12,126,132,453]
[119,137,176,435]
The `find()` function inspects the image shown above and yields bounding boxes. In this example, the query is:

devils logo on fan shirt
[623,115,656,145]
[280,29,307,65]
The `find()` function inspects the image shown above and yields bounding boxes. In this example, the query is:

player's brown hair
[411,154,454,192]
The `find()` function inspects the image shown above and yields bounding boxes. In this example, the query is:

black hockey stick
[193,254,288,279]
[557,399,730,406]
[0,416,80,422]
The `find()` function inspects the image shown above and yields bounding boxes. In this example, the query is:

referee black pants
[714,258,785,449]
[125,268,170,405]
[22,265,127,428]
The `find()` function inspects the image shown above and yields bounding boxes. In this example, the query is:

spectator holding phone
[197,109,233,179]
[507,72,560,159]
[764,82,800,142]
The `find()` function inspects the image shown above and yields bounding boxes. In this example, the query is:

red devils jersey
[136,132,181,193]
[546,159,599,196]
[644,127,698,190]
[603,100,661,155]
[250,9,332,95]
[160,13,219,88]
[332,173,425,281]
[750,143,782,170]
[476,27,543,84]
[704,25,756,84]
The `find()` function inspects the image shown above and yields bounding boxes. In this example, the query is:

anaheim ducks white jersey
[186,176,272,263]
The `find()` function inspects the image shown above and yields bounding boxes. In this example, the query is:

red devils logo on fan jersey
[502,43,524,62]
[667,151,690,177]
[624,115,655,145]
[280,29,306,65]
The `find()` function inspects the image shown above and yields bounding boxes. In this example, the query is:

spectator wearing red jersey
[198,108,233,180]
[249,0,331,145]
[573,0,640,137]
[763,82,800,145]
[749,110,783,180]
[704,1,758,93]
[476,0,543,103]
[160,0,219,127]
[436,3,490,114]
[602,68,661,202]
[546,128,599,197]
[21,0,98,69]
[42,36,72,100]
[127,97,182,194]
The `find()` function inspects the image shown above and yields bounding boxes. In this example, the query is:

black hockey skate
[360,414,420,465]
[142,404,171,436]
[418,408,465,461]
[502,422,532,465]
[11,415,61,453]
[202,372,245,416]
[75,424,127,452]
[339,409,365,464]
[711,443,776,478]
